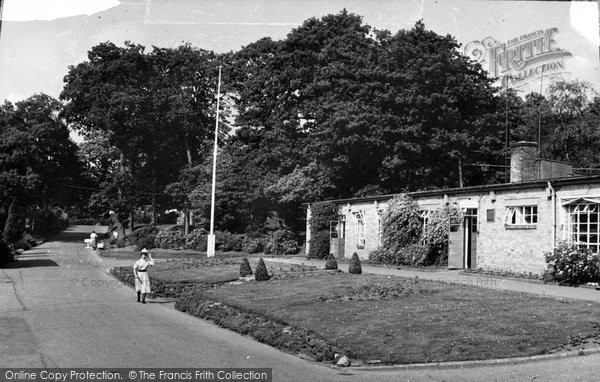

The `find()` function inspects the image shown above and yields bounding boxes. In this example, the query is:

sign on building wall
[423,0,600,95]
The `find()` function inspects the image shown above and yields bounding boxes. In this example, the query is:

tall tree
[61,42,222,228]
[223,12,504,231]
[0,94,83,241]
[544,80,598,165]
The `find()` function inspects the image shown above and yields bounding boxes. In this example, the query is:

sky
[0,0,598,103]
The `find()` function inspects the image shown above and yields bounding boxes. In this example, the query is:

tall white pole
[207,66,222,257]
[0,0,4,41]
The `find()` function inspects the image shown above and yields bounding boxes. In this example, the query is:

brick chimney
[510,141,537,182]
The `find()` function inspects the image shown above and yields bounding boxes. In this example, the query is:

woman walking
[133,249,154,303]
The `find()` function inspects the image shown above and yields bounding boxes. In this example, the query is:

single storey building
[305,142,600,275]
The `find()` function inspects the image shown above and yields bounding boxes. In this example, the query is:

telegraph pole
[207,66,222,257]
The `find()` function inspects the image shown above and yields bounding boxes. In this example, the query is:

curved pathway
[1,226,599,381]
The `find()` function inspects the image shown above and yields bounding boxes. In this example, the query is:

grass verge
[110,258,600,365]
[189,272,600,364]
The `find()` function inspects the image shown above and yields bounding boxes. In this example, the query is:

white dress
[133,258,154,293]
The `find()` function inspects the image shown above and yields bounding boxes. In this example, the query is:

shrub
[240,258,253,277]
[369,244,431,267]
[368,247,393,264]
[0,239,13,267]
[242,236,265,254]
[263,230,299,256]
[543,242,600,284]
[325,253,338,270]
[380,194,422,253]
[12,241,31,251]
[33,209,68,236]
[154,229,187,249]
[3,202,23,244]
[127,225,158,250]
[216,231,244,252]
[308,231,330,260]
[158,211,180,225]
[115,238,128,248]
[21,233,37,247]
[68,218,97,225]
[255,258,270,281]
[185,227,208,251]
[349,252,362,274]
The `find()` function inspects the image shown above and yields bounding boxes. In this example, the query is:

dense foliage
[421,207,462,265]
[4,10,600,248]
[368,244,431,267]
[126,225,158,250]
[0,239,13,267]
[380,195,422,253]
[154,228,187,250]
[543,242,600,284]
[308,202,339,259]
[0,95,85,243]
[263,229,299,256]
[61,42,224,230]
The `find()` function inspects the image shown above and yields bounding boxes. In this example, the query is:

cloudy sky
[0,0,598,102]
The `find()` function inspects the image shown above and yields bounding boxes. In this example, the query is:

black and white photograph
[1,1,600,381]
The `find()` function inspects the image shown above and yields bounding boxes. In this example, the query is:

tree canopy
[217,12,505,231]
[3,10,597,240]
[61,42,225,226]
[0,94,84,242]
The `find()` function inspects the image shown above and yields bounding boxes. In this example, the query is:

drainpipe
[548,181,556,247]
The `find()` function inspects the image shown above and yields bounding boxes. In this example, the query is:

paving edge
[344,346,600,371]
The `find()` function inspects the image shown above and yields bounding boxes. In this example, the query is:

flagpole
[0,0,4,41]
[207,66,222,257]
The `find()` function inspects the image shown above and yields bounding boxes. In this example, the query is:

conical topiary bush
[240,258,253,277]
[255,258,270,281]
[325,253,338,270]
[349,252,362,274]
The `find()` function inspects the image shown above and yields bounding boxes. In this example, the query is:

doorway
[448,208,478,269]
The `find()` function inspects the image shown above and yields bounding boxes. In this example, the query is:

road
[1,226,600,381]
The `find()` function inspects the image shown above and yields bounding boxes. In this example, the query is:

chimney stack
[510,141,537,182]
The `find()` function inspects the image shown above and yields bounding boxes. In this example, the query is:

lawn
[100,245,248,260]
[149,258,318,283]
[193,271,600,364]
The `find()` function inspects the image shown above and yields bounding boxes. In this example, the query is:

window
[464,208,478,233]
[566,203,600,253]
[355,211,365,248]
[377,215,382,246]
[420,210,433,237]
[330,215,346,239]
[486,209,495,222]
[504,206,538,225]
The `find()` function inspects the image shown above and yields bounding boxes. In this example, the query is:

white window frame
[504,205,538,226]
[329,214,346,239]
[420,210,433,241]
[354,210,365,248]
[565,202,600,253]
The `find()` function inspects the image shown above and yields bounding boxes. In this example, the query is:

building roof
[307,175,600,206]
